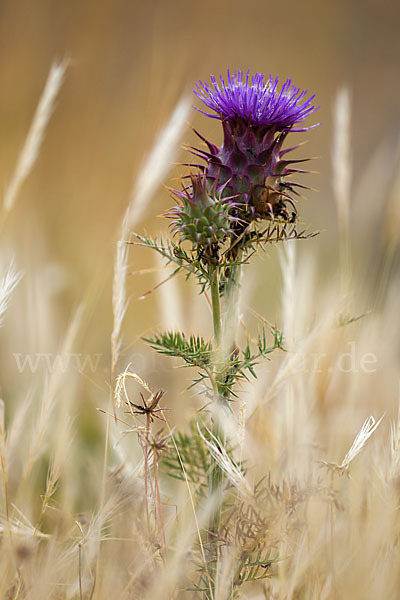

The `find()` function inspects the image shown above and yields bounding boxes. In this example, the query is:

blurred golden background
[1,5,400,596]
[0,0,399,431]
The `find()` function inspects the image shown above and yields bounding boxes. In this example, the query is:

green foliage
[235,548,280,586]
[131,232,210,291]
[161,419,239,497]
[131,229,316,296]
[192,540,280,595]
[217,327,285,398]
[143,327,284,399]
[163,421,281,597]
[161,419,211,496]
[143,331,212,369]
[219,222,319,280]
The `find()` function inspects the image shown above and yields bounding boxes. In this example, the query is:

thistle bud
[166,173,237,248]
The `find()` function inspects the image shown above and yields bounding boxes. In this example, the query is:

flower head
[167,70,319,248]
[194,70,318,130]
[166,173,239,247]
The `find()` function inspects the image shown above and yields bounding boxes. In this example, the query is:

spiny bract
[166,173,238,247]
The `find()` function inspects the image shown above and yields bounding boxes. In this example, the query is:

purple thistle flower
[167,70,319,247]
[194,70,318,131]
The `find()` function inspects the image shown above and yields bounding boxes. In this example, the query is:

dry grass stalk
[332,87,352,236]
[2,61,68,214]
[321,414,384,476]
[198,424,253,502]
[332,87,352,288]
[111,96,190,384]
[14,303,83,504]
[0,260,23,327]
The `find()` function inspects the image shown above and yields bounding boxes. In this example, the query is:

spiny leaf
[217,326,285,397]
[143,331,212,369]
[131,232,210,289]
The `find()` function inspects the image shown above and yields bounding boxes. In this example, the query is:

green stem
[207,424,224,596]
[205,252,242,598]
[206,260,223,598]
[223,259,242,345]
[209,263,221,347]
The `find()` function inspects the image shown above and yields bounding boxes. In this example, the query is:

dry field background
[0,0,400,598]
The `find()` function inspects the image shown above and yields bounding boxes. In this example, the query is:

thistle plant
[131,69,318,597]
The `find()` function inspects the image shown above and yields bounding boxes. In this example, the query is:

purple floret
[194,70,318,130]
